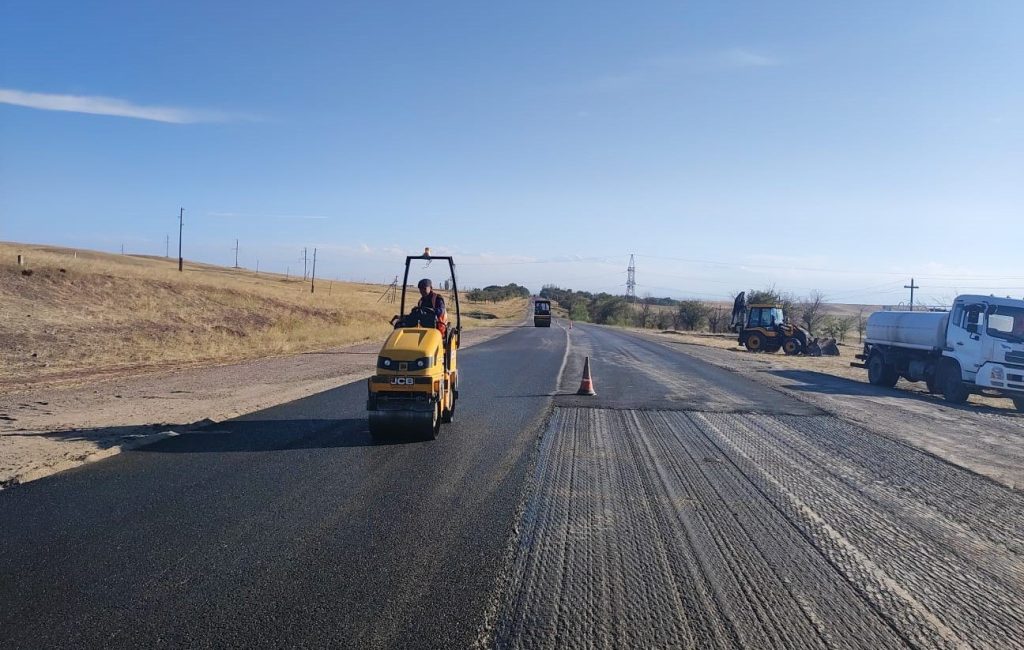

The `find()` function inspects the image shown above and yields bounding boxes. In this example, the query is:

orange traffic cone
[577,356,596,395]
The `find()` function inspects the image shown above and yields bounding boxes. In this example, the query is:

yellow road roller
[367,249,460,440]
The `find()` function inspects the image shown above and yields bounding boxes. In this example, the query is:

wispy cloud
[714,48,779,69]
[0,88,255,123]
[208,212,329,220]
[583,48,781,93]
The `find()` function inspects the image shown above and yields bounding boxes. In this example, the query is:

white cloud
[582,48,781,93]
[0,88,254,123]
[716,49,780,69]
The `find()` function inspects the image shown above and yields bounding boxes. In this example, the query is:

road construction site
[2,319,1022,648]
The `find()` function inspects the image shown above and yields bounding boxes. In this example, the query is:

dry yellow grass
[0,242,527,391]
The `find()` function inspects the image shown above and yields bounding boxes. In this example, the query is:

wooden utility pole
[233,239,240,268]
[177,208,184,272]
[165,234,169,258]
[303,248,308,280]
[310,248,317,293]
[904,278,920,311]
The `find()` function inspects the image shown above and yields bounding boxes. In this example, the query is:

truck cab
[946,295,1024,399]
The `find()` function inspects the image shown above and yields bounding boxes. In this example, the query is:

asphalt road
[3,321,1023,649]
[0,323,567,649]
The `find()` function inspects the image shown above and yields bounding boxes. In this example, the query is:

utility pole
[303,247,308,280]
[256,259,259,274]
[904,278,920,311]
[165,234,169,258]
[178,208,184,272]
[286,266,289,280]
[378,276,399,303]
[310,247,317,293]
[233,239,240,268]
[626,253,636,303]
[121,243,125,255]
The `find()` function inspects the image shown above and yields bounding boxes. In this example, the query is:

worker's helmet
[417,278,432,290]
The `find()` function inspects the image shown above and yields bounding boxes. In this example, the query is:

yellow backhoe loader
[736,303,811,355]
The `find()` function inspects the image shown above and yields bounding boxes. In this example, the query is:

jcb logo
[390,377,414,385]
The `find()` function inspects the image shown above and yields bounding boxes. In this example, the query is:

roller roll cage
[400,254,461,333]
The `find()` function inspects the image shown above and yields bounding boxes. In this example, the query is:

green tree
[747,285,796,320]
[569,301,590,322]
[593,296,632,325]
[799,291,828,335]
[676,300,712,331]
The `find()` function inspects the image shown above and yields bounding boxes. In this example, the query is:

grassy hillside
[0,242,526,391]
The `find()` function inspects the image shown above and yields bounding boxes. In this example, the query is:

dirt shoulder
[632,329,1024,490]
[0,325,518,488]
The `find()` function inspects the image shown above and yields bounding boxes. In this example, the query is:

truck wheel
[1013,397,1024,413]
[940,361,970,404]
[745,332,765,352]
[783,338,803,355]
[868,353,898,388]
[925,376,939,394]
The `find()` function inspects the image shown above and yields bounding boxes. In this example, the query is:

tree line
[465,283,532,302]
[540,284,866,341]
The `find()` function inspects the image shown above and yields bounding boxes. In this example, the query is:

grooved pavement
[491,325,1024,649]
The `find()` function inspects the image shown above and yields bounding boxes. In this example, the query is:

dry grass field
[0,242,527,392]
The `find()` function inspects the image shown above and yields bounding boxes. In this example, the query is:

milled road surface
[2,321,1023,649]
[490,325,1024,649]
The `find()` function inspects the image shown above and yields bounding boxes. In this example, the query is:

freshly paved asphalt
[0,323,567,649]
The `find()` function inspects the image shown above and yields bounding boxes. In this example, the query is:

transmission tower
[626,254,636,302]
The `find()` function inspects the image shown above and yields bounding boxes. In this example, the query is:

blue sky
[2,1,1022,305]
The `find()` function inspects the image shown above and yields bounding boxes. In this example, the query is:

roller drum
[368,399,439,440]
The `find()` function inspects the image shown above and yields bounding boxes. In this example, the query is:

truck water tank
[866,311,949,350]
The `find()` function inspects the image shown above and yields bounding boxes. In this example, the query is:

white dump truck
[854,294,1024,411]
